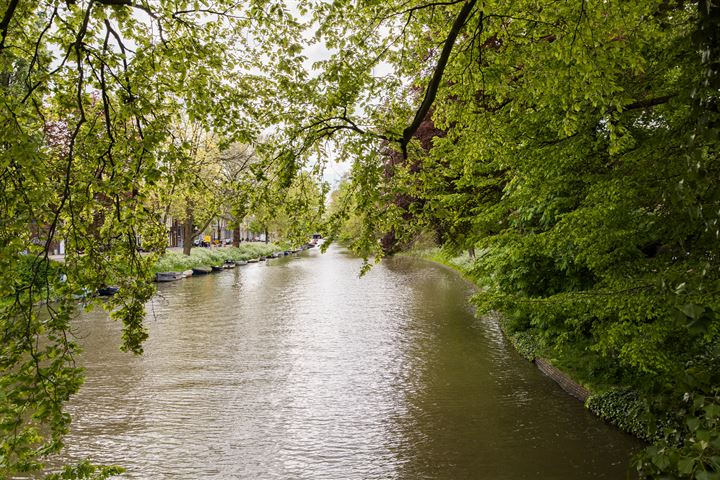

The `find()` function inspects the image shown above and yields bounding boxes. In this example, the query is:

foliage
[152,244,278,273]
[2,0,719,476]
[635,392,720,479]
[267,1,720,477]
[587,389,660,443]
[506,329,543,363]
[151,126,267,255]
[0,0,304,476]
[45,460,124,480]
[325,174,369,249]
[13,255,64,297]
[255,171,326,247]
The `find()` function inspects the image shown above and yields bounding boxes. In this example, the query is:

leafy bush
[508,329,544,361]
[634,392,720,479]
[586,388,656,441]
[152,244,279,273]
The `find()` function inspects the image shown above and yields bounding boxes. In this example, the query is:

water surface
[62,246,640,478]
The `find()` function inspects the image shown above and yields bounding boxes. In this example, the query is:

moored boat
[97,286,120,296]
[155,272,184,282]
[192,266,212,275]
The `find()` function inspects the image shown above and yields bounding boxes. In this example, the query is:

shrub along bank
[152,244,279,273]
[410,247,720,479]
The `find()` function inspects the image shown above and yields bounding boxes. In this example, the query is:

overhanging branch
[0,0,19,53]
[400,0,477,158]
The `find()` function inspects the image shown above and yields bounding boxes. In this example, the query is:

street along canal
[61,245,640,479]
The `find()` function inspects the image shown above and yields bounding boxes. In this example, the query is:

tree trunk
[264,227,269,244]
[183,216,193,256]
[232,224,240,247]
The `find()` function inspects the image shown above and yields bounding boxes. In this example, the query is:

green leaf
[677,457,696,475]
[681,304,706,320]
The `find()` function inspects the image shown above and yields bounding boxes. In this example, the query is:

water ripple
[58,246,640,479]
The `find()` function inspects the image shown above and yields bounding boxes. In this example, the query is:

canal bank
[405,248,656,446]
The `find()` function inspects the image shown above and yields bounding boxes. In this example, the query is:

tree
[0,0,304,476]
[216,142,264,247]
[154,119,225,256]
[269,0,720,477]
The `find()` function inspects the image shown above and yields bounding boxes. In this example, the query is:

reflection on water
[61,246,640,479]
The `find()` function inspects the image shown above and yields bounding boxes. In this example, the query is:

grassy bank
[152,243,279,273]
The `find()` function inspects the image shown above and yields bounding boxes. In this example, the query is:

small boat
[192,266,212,275]
[211,265,224,272]
[97,286,120,296]
[155,272,184,282]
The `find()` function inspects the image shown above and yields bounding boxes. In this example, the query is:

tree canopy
[1,0,719,477]
[0,0,302,475]
[279,1,720,477]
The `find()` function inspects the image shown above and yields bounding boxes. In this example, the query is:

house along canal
[60,245,641,479]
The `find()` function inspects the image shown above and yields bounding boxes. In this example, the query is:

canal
[61,245,640,478]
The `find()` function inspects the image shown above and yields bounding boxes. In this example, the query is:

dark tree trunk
[232,224,240,247]
[264,227,269,244]
[381,230,399,254]
[182,216,193,256]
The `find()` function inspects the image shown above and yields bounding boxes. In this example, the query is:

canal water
[62,245,640,479]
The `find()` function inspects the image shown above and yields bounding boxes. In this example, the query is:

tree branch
[401,0,477,158]
[571,0,586,48]
[624,94,676,110]
[0,0,19,53]
[398,0,467,16]
[95,0,132,6]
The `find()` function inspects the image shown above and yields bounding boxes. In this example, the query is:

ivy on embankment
[586,388,663,442]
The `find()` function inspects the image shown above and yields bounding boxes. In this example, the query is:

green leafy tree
[252,169,326,245]
[154,119,225,255]
[0,0,304,476]
[270,1,720,477]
